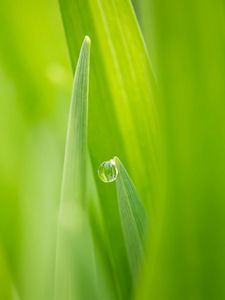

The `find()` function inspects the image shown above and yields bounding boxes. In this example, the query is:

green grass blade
[59,35,90,208]
[131,0,156,74]
[114,157,147,280]
[55,36,99,300]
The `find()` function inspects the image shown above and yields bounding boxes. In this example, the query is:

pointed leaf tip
[84,35,91,45]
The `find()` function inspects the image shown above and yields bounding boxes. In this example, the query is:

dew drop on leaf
[98,159,118,183]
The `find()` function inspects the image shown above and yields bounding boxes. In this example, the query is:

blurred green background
[1,0,225,299]
[0,0,71,298]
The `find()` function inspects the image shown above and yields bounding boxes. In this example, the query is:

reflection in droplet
[98,158,118,183]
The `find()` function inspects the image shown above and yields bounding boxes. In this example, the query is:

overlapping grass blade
[114,157,147,280]
[59,35,90,208]
[55,36,99,300]
[131,0,156,73]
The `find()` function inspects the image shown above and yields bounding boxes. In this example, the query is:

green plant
[1,0,225,299]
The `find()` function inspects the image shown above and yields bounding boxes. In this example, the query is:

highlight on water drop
[98,158,119,183]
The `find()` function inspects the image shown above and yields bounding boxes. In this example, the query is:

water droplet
[98,159,118,183]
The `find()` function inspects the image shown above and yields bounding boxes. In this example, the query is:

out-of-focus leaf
[138,1,225,299]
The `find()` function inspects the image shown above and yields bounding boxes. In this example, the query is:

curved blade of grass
[114,157,147,280]
[55,36,100,300]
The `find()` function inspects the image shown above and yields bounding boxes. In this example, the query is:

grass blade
[114,157,147,280]
[60,35,90,208]
[55,36,99,300]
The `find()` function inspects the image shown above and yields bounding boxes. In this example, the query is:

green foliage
[1,0,225,299]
